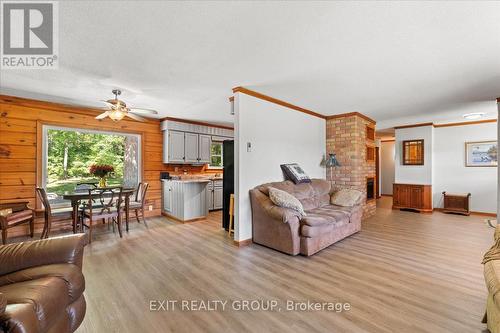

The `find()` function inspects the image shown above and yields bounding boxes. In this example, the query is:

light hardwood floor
[73,197,493,333]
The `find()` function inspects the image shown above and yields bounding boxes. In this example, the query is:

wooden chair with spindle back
[127,182,149,227]
[81,186,124,243]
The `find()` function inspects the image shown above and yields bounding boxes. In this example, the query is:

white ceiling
[1,1,499,129]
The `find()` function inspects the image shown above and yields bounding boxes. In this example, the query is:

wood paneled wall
[0,95,170,237]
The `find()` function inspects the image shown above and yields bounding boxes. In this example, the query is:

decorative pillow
[268,187,306,217]
[331,189,363,207]
[280,164,311,184]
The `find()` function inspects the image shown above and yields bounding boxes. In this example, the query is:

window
[209,141,223,168]
[42,126,141,206]
[402,139,424,165]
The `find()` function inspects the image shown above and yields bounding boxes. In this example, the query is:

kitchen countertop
[161,179,211,183]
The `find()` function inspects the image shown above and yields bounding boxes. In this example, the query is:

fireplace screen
[367,177,375,200]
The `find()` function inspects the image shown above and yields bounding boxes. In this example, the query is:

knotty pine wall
[0,95,207,238]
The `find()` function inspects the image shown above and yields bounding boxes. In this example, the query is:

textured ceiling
[1,1,499,128]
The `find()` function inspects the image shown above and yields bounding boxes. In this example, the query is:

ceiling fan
[96,89,158,122]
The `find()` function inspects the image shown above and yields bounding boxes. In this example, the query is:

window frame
[41,124,142,191]
[208,141,224,169]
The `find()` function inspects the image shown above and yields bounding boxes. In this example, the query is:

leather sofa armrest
[0,234,87,276]
[251,189,301,223]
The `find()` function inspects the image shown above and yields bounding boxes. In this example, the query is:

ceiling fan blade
[100,100,117,109]
[95,111,110,120]
[126,112,146,122]
[129,108,158,115]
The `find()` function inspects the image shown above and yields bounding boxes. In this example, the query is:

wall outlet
[148,205,153,211]
[247,142,252,152]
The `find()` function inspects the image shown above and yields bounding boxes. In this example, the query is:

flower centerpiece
[89,164,114,187]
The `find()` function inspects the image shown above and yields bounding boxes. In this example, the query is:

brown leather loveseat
[0,234,87,333]
[250,179,362,256]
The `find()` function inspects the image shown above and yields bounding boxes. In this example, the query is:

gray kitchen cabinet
[207,180,223,211]
[198,134,212,163]
[184,132,199,163]
[213,187,223,210]
[162,181,173,213]
[162,180,209,221]
[167,130,185,163]
[164,130,214,164]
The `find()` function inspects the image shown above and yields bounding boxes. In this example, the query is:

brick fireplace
[326,112,377,219]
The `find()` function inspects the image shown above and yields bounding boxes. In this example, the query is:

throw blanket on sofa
[482,226,500,264]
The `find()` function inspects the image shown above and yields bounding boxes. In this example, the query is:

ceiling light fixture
[463,112,485,120]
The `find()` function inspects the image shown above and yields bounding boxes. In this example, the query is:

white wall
[380,141,395,195]
[498,102,500,218]
[433,123,497,213]
[394,125,434,185]
[234,93,326,241]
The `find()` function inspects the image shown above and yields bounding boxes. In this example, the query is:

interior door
[198,134,211,164]
[168,131,185,163]
[184,133,199,163]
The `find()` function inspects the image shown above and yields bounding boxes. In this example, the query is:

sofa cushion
[331,189,363,207]
[269,187,306,217]
[0,277,69,332]
[0,264,85,303]
[255,179,331,211]
[5,209,32,225]
[303,205,351,227]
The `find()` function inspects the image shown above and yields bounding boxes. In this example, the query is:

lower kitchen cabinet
[162,180,209,222]
[207,180,223,211]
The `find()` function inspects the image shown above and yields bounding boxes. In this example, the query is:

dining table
[62,187,136,233]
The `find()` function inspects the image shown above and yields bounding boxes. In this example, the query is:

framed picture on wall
[465,141,497,167]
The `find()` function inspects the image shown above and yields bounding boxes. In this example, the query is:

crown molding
[232,86,327,120]
[160,116,234,130]
[434,119,497,128]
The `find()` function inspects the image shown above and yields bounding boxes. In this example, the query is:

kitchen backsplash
[163,163,223,176]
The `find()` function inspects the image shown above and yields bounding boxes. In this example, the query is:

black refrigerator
[222,140,234,230]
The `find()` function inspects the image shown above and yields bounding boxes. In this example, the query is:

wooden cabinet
[393,183,432,213]
[163,131,212,164]
[442,192,471,215]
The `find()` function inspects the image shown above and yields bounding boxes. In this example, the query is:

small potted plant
[89,164,114,187]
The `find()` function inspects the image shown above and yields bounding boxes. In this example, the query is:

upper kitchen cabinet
[161,120,234,164]
[184,132,200,163]
[198,134,211,163]
[167,130,185,163]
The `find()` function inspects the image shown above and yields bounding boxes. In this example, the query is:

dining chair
[36,187,74,239]
[0,201,34,244]
[81,187,124,243]
[128,182,149,227]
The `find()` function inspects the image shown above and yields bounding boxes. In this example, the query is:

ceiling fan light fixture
[463,112,485,120]
[108,109,126,121]
[96,90,158,122]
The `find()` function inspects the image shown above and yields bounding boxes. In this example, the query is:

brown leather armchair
[0,234,87,333]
